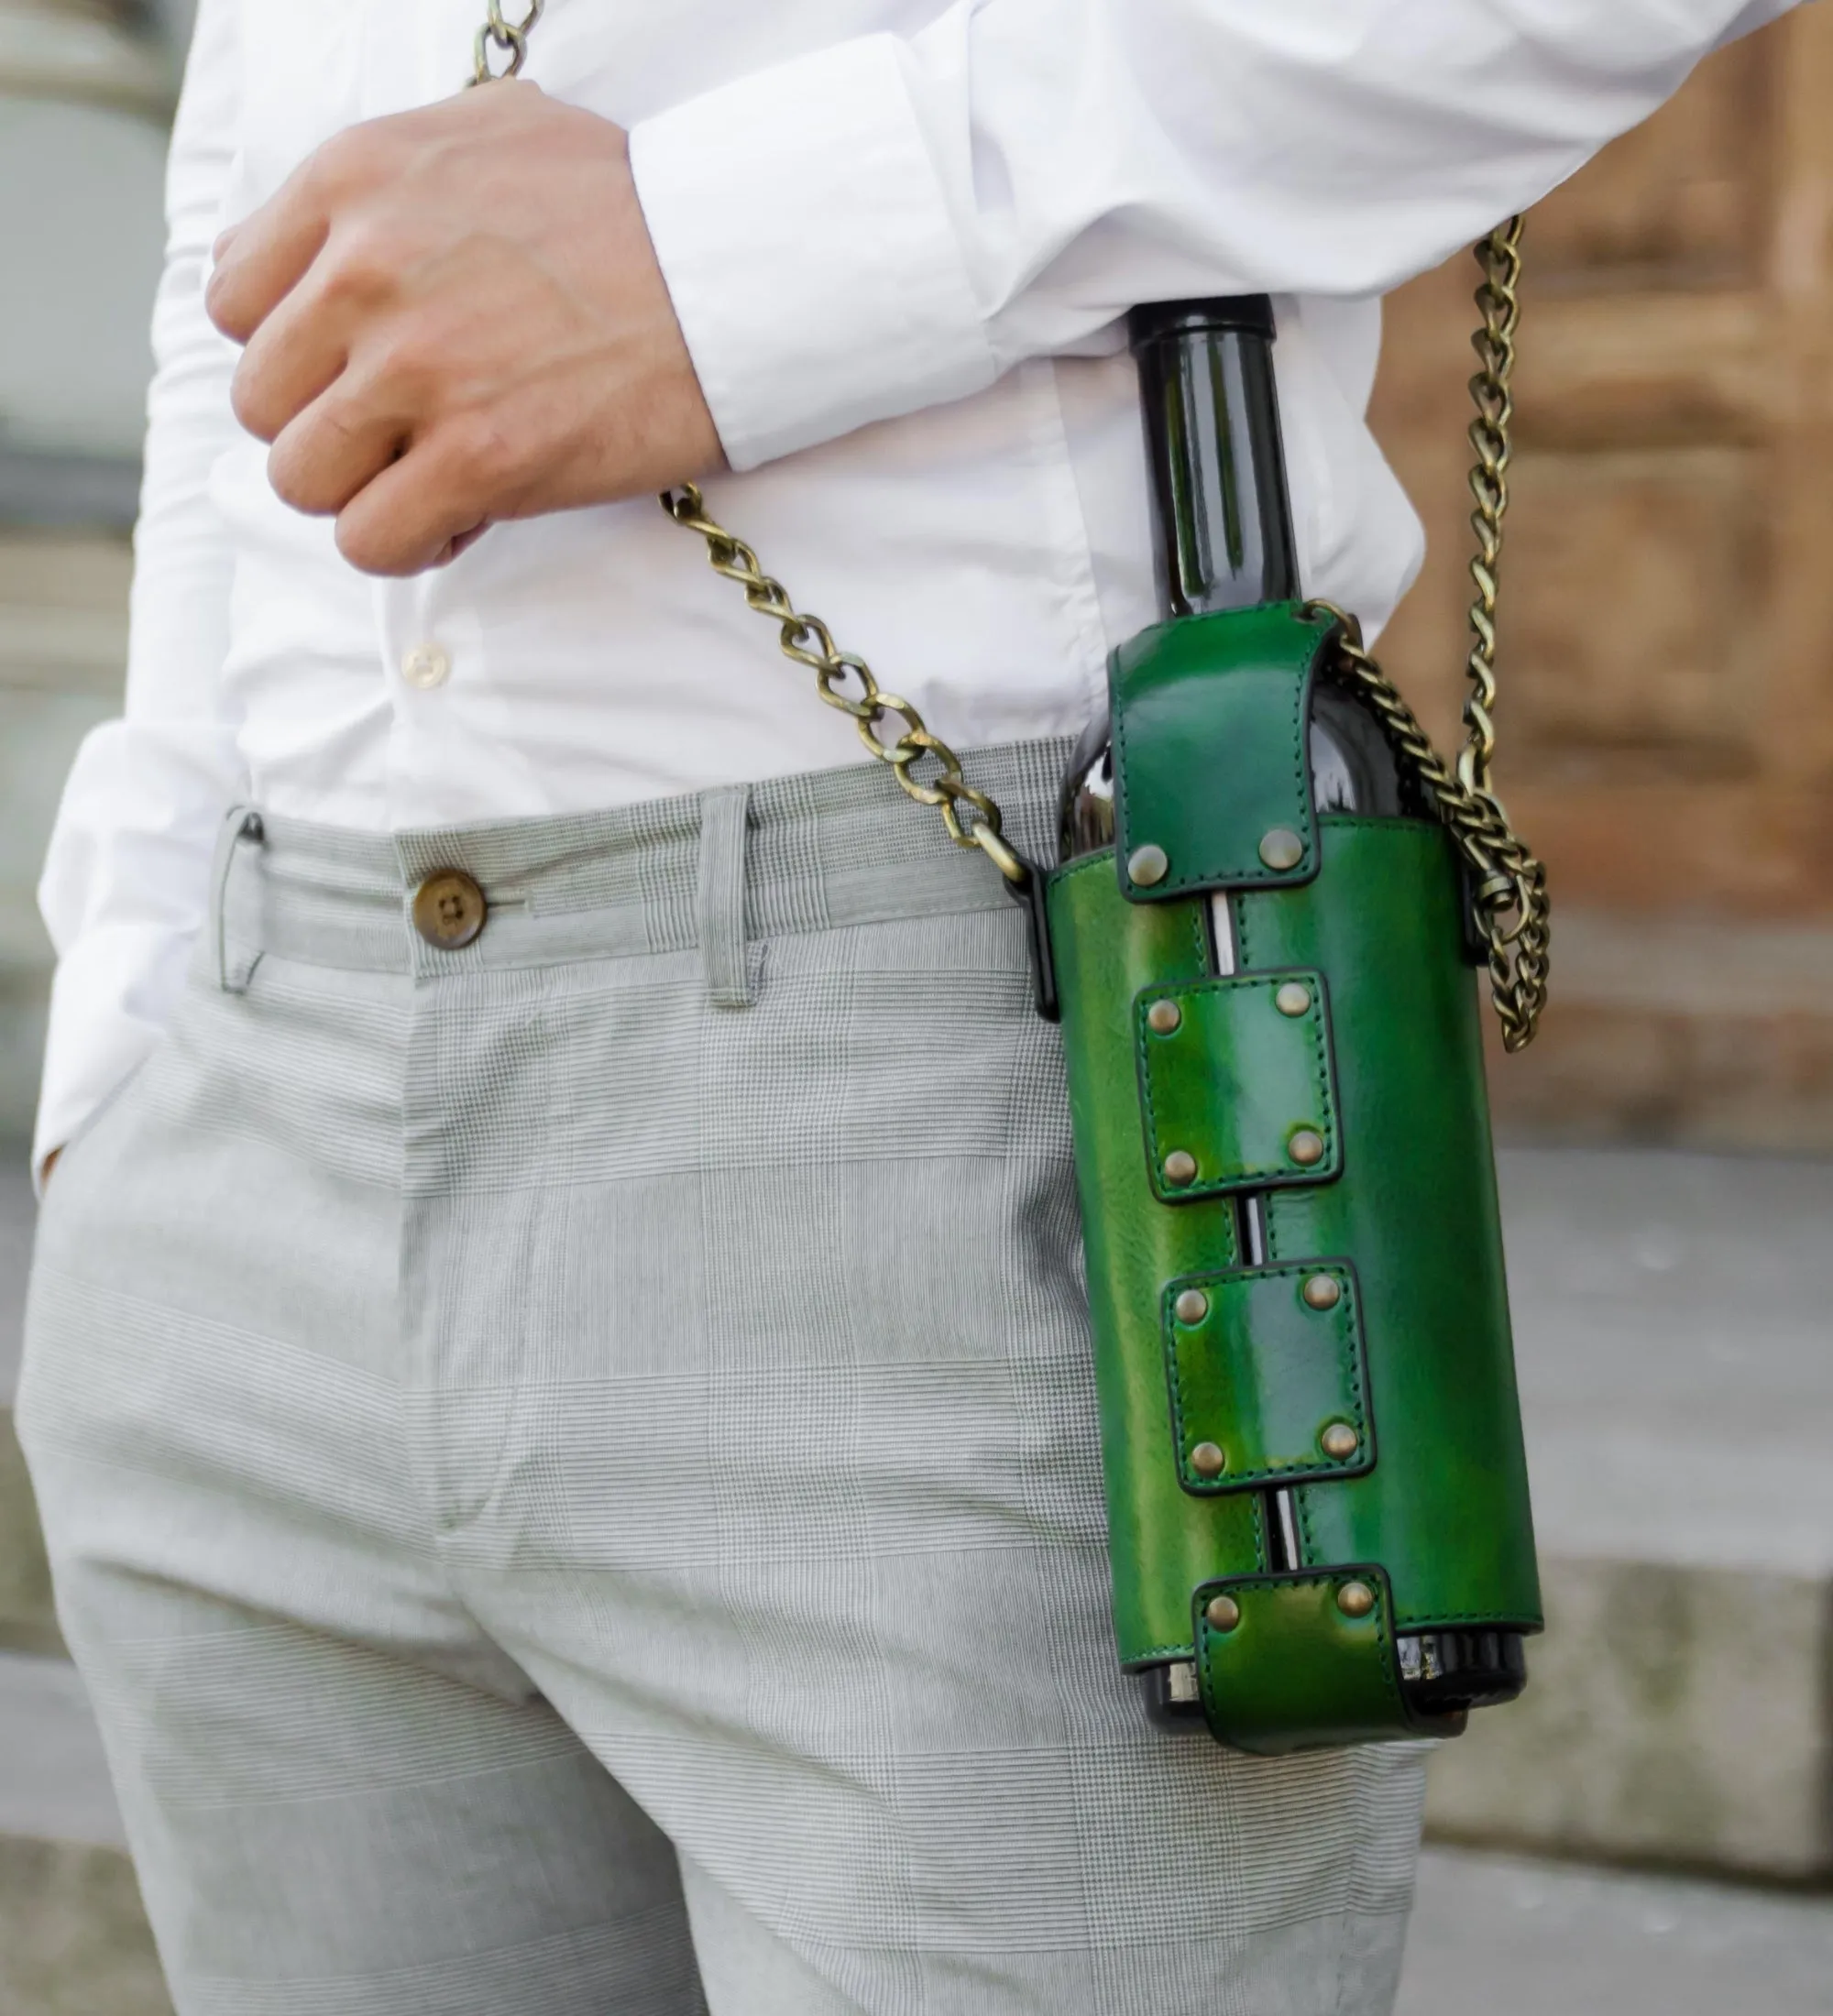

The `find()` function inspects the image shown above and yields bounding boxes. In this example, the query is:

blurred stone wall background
[1371,8,1833,1150]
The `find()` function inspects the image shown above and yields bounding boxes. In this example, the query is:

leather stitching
[1161,1260,1370,1493]
[1136,970,1339,1199]
[1112,618,1327,898]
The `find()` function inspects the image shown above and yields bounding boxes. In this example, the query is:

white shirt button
[401,641,451,690]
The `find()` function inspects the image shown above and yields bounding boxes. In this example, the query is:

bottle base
[1397,1627,1528,1715]
[1136,1627,1526,1736]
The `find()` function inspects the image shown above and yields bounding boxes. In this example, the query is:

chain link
[1460,216,1524,797]
[1303,596,1550,1052]
[469,0,543,85]
[659,485,1028,885]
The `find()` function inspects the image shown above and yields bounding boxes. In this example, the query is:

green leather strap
[1110,601,1334,903]
[1193,1568,1414,1755]
[1135,969,1340,1200]
[1163,1261,1371,1495]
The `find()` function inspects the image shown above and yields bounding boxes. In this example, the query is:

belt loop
[211,806,266,994]
[697,783,755,1009]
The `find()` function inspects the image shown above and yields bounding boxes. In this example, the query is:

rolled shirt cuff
[629,32,998,471]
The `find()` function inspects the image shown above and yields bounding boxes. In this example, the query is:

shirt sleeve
[33,0,247,1181]
[630,0,1800,471]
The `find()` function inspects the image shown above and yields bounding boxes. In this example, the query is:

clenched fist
[206,81,722,575]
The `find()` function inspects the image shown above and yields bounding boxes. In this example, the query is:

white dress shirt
[35,0,1797,1173]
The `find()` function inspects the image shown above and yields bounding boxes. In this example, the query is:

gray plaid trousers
[20,741,1425,2015]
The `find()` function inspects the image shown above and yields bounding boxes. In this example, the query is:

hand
[205,82,723,575]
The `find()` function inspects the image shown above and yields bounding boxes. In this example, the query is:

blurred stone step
[1399,1845,1833,2016]
[0,1649,169,2016]
[1,1405,59,1656]
[1424,1554,1833,1877]
[0,1650,123,1850]
[1422,1145,1833,1879]
[2,1162,60,1655]
[0,1836,171,2016]
[2,1156,33,1390]
[1500,1145,1833,1583]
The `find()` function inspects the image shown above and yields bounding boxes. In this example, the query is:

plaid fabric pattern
[19,741,1425,2015]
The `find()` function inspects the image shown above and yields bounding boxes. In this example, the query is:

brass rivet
[1258,827,1304,871]
[1147,999,1182,1035]
[1337,1580,1377,1620]
[1163,1150,1199,1188]
[1302,1273,1342,1311]
[1173,1287,1210,1325]
[1190,1441,1226,1479]
[1275,981,1312,1018]
[1204,1594,1242,1633]
[1128,844,1169,887]
[1321,1422,1360,1461]
[1288,1129,1326,1168]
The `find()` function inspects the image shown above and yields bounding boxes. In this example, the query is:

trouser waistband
[210,737,1077,993]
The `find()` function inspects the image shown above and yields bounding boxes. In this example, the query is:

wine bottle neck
[1129,299,1300,619]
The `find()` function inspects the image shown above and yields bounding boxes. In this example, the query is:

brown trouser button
[412,869,488,949]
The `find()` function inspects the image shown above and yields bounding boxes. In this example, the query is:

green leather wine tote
[656,251,1548,1755]
[1034,294,1543,1751]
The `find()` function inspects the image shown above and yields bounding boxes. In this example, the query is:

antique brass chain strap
[1459,216,1525,798]
[659,487,1029,885]
[467,3,1545,1042]
[1306,218,1549,1051]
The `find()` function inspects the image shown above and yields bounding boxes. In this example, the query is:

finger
[332,419,516,576]
[205,121,395,343]
[267,381,406,519]
[228,256,360,444]
[262,303,449,503]
[206,176,332,345]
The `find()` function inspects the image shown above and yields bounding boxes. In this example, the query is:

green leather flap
[1135,969,1340,1200]
[1194,1567,1414,1755]
[1110,601,1334,903]
[1164,1262,1373,1494]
